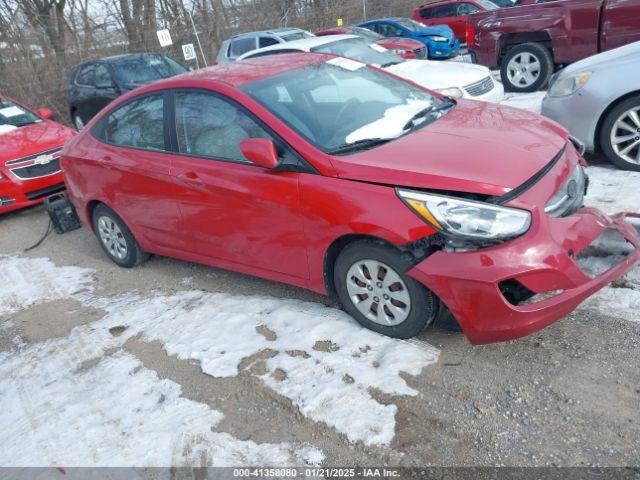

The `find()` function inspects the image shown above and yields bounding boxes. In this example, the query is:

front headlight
[548,71,592,97]
[398,189,531,241]
[427,35,448,42]
[435,87,463,98]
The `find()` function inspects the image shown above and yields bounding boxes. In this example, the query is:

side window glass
[103,94,165,151]
[76,64,95,86]
[175,91,271,162]
[94,64,112,88]
[420,8,433,19]
[432,5,456,17]
[259,37,280,48]
[230,37,257,58]
[458,3,480,15]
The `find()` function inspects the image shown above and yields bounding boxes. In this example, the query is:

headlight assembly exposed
[435,87,464,98]
[548,71,592,97]
[397,189,531,241]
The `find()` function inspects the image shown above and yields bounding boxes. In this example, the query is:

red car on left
[0,96,75,214]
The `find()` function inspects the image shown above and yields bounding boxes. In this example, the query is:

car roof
[240,34,357,58]
[142,52,337,90]
[72,52,166,68]
[231,28,308,39]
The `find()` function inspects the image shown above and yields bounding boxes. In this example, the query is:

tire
[500,42,553,93]
[599,95,640,171]
[333,240,438,339]
[73,112,85,131]
[92,204,149,268]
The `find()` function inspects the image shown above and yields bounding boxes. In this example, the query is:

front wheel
[333,240,438,339]
[500,42,553,92]
[600,95,640,171]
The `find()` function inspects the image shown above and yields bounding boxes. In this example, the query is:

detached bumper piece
[408,208,640,344]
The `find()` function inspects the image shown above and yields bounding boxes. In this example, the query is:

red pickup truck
[467,0,640,92]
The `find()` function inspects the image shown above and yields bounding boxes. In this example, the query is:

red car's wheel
[92,204,149,268]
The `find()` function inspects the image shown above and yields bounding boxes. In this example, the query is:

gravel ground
[1,202,639,467]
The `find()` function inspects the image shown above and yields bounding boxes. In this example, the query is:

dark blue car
[357,17,460,60]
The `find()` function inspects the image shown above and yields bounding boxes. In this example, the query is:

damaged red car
[60,53,639,344]
[1,96,74,214]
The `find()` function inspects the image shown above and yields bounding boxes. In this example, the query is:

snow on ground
[500,91,547,114]
[0,257,439,467]
[585,166,640,215]
[87,291,440,446]
[0,256,93,316]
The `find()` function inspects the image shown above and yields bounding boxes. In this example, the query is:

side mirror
[38,108,54,119]
[240,138,279,169]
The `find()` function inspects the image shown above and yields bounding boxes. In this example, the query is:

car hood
[415,25,453,39]
[0,120,75,165]
[385,59,490,89]
[376,38,424,51]
[329,100,568,196]
[560,41,640,76]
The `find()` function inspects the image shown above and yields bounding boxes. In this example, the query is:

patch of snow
[0,256,93,317]
[87,291,440,446]
[500,91,547,113]
[580,287,640,322]
[585,166,640,215]
[345,98,433,144]
[0,124,18,135]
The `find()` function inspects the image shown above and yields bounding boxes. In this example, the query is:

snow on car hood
[331,100,570,196]
[0,125,18,136]
[385,59,490,90]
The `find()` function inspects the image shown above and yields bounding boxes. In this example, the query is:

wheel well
[86,200,103,231]
[498,33,553,63]
[594,89,640,153]
[323,234,396,299]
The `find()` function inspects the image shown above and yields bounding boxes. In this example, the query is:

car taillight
[466,24,475,46]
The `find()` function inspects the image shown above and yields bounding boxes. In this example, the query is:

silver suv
[216,28,314,63]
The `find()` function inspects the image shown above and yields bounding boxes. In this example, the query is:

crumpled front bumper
[408,208,640,344]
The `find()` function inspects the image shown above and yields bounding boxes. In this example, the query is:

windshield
[348,27,384,42]
[477,0,500,8]
[311,38,404,67]
[112,55,187,84]
[393,18,426,32]
[0,98,41,128]
[241,59,453,154]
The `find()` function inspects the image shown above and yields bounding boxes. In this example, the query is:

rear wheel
[500,42,553,92]
[334,240,437,339]
[92,204,149,268]
[600,95,640,171]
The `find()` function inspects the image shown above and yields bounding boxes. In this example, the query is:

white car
[238,35,504,103]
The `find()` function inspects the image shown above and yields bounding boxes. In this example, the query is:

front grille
[5,147,62,166]
[414,47,428,59]
[25,182,65,201]
[11,158,61,180]
[464,76,494,97]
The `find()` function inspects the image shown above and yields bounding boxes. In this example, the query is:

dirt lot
[0,202,639,467]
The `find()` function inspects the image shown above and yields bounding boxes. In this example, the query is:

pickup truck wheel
[600,95,640,171]
[501,43,553,93]
[334,240,437,339]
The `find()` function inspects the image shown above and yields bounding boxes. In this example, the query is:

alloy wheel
[97,216,128,260]
[610,106,640,165]
[506,52,541,88]
[345,259,411,326]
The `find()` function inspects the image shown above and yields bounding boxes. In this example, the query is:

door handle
[97,157,115,169]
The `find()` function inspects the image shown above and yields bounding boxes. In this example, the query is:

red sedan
[1,97,75,214]
[61,53,639,344]
[315,26,428,59]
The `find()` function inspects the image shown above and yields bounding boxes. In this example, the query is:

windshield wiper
[328,137,392,154]
[402,97,456,131]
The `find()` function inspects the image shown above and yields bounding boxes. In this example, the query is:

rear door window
[101,94,166,151]
[94,64,113,88]
[229,37,257,58]
[457,2,481,14]
[431,4,457,17]
[259,37,280,48]
[76,64,95,86]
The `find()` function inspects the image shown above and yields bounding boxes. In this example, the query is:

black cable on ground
[23,219,54,253]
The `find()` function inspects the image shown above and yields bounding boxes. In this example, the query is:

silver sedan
[541,42,640,171]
